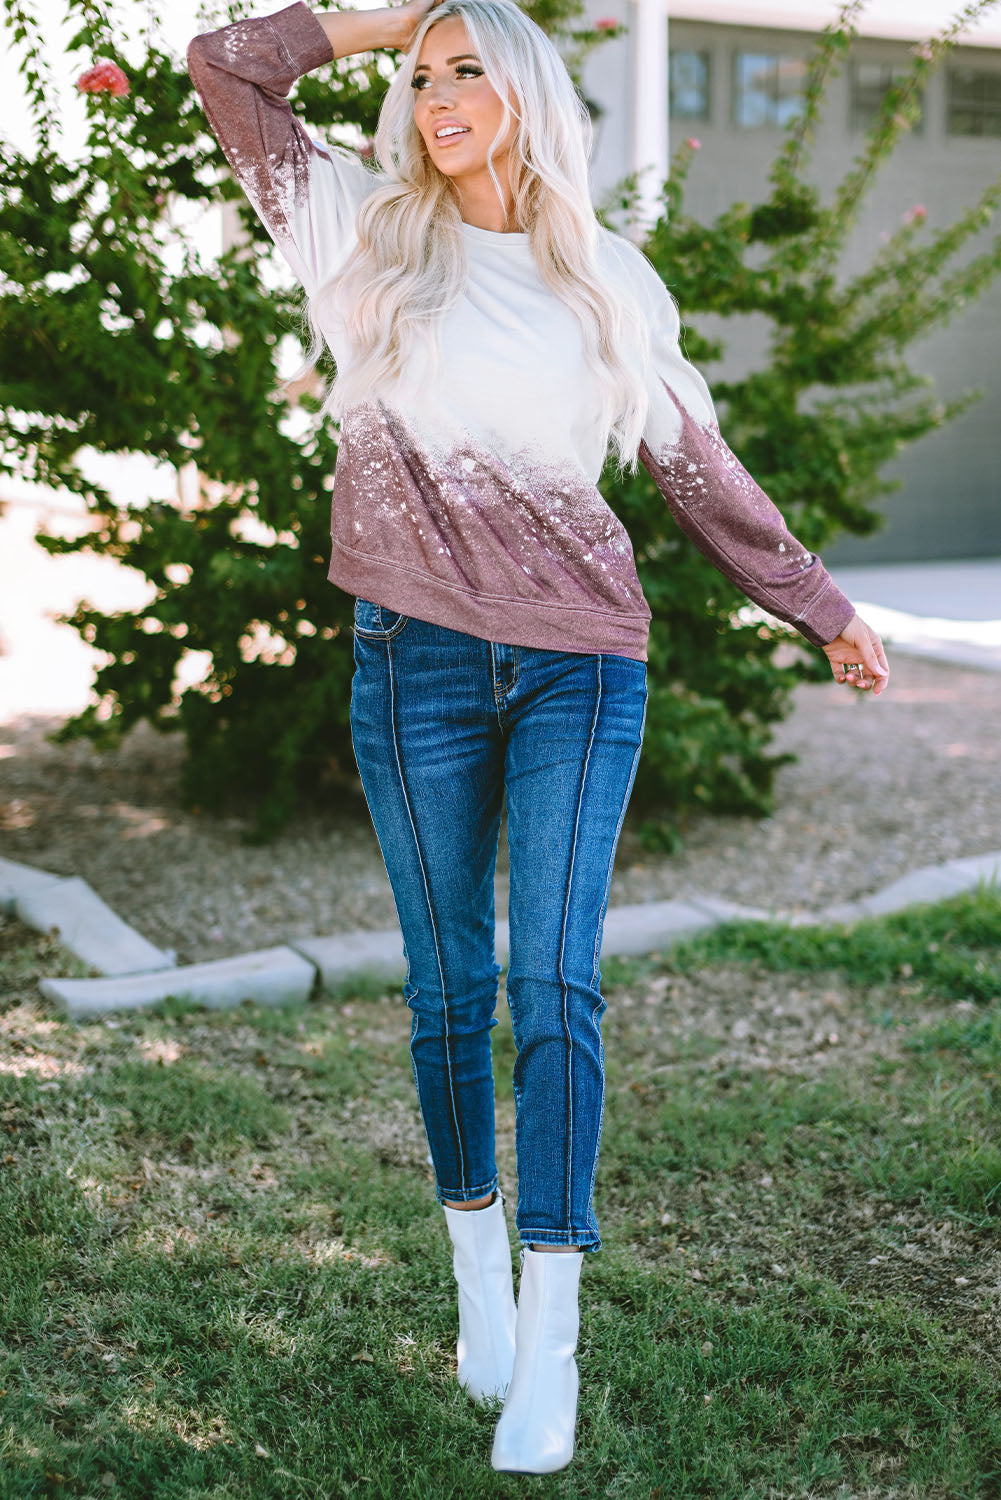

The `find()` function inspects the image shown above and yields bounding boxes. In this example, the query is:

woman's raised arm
[186,2,413,292]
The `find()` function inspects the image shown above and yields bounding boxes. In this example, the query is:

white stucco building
[580,1,1001,563]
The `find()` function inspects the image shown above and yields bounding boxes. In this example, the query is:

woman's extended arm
[185,1,434,293]
[631,254,888,690]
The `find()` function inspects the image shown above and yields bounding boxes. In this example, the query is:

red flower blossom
[903,203,927,224]
[76,61,130,98]
[594,18,619,29]
[684,136,702,150]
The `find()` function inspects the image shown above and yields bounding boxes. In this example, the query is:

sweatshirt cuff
[797,581,856,648]
[269,1,335,74]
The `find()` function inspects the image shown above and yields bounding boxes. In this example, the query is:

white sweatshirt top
[186,0,856,659]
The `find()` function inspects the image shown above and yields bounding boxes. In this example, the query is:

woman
[187,0,889,1475]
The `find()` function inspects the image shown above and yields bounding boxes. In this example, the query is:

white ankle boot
[441,1191,516,1404]
[490,1245,584,1474]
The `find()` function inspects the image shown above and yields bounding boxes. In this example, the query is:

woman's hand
[385,0,447,52]
[821,612,890,695]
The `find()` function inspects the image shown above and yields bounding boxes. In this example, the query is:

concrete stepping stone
[16,876,174,977]
[291,929,407,991]
[481,901,735,965]
[855,861,994,918]
[785,900,867,927]
[945,851,1001,887]
[686,894,777,925]
[40,945,317,1020]
[599,898,723,955]
[0,855,65,914]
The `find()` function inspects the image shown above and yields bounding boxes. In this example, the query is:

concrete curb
[39,946,317,1020]
[1,855,66,912]
[3,855,178,977]
[7,849,1000,1020]
[16,875,176,978]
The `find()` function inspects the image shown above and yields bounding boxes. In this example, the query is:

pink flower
[903,203,927,224]
[913,43,934,61]
[684,136,702,150]
[76,61,130,97]
[594,17,619,29]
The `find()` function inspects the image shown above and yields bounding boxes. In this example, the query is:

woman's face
[411,16,517,182]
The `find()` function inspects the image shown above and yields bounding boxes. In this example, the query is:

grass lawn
[1,887,999,1499]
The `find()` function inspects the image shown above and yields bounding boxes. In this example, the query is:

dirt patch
[607,963,965,1079]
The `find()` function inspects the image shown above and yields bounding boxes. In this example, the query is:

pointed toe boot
[490,1245,584,1474]
[441,1191,517,1404]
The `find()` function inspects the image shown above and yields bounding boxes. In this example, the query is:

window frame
[946,64,1001,138]
[669,47,712,123]
[732,49,809,129]
[849,58,926,135]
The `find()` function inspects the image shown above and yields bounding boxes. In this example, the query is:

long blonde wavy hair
[290,0,655,475]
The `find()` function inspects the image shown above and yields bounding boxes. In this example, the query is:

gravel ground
[2,654,1000,968]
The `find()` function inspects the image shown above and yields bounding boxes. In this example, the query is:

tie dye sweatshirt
[186,0,856,662]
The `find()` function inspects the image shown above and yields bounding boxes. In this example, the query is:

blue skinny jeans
[348,597,648,1253]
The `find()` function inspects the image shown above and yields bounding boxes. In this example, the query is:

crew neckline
[460,218,531,246]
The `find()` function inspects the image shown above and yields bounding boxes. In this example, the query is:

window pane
[951,109,1001,136]
[736,53,775,127]
[851,61,924,133]
[735,52,805,126]
[948,67,1001,135]
[773,56,807,125]
[670,50,710,121]
[951,67,1001,105]
[851,61,890,127]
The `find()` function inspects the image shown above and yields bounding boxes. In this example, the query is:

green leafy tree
[1,0,999,843]
[596,0,1001,840]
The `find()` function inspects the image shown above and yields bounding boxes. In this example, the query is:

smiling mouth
[434,127,471,144]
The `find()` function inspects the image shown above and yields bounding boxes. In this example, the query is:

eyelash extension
[411,65,483,90]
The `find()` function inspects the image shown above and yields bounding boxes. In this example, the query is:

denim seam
[352,612,411,641]
[582,679,645,1229]
[555,652,603,1237]
[386,635,467,1191]
[584,665,644,1232]
[591,700,646,990]
[586,1030,606,1235]
[490,642,519,702]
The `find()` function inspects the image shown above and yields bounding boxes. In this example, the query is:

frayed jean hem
[434,1173,500,1206]
[519,1228,601,1253]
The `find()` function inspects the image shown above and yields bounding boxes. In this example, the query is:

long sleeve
[633,258,856,650]
[186,1,382,296]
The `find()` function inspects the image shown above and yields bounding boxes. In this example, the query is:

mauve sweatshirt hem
[327,540,652,661]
